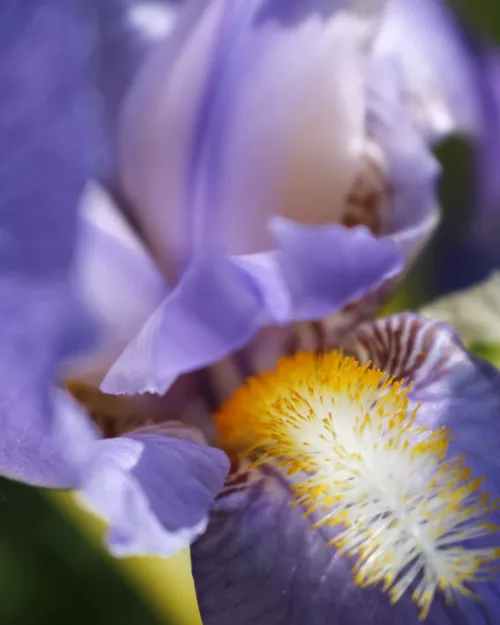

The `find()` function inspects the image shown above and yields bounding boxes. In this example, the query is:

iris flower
[1,0,498,609]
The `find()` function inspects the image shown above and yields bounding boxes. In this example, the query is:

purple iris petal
[101,224,402,395]
[0,1,99,486]
[270,219,403,320]
[192,465,476,625]
[347,313,500,466]
[375,0,481,140]
[79,423,229,556]
[100,256,264,394]
[374,0,500,227]
[67,184,168,384]
[366,56,440,263]
[376,1,500,224]
[472,47,500,225]
[119,0,385,277]
[347,312,500,615]
[94,0,181,183]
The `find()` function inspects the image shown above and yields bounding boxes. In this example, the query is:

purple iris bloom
[0,0,484,573]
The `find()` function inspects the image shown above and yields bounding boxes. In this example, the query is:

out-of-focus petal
[64,184,168,385]
[78,423,229,557]
[93,0,182,183]
[375,3,500,224]
[374,0,480,140]
[472,47,500,226]
[269,219,402,320]
[0,388,98,489]
[0,1,99,486]
[120,0,386,278]
[100,256,264,394]
[283,49,440,347]
[101,224,402,395]
[367,56,440,263]
[192,464,476,625]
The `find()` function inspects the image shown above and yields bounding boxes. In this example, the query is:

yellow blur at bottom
[47,490,203,625]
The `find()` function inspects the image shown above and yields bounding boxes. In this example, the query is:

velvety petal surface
[79,423,229,556]
[192,464,484,625]
[101,223,402,395]
[120,0,386,277]
[0,1,99,486]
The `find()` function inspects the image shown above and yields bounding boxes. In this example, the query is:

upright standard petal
[78,424,229,557]
[0,1,100,486]
[366,56,440,263]
[375,2,500,224]
[374,0,481,140]
[92,0,182,183]
[120,0,386,277]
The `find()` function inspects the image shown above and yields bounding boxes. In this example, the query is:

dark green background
[0,480,162,625]
[1,2,499,625]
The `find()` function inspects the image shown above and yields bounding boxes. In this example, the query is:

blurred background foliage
[1,1,500,625]
[0,480,162,625]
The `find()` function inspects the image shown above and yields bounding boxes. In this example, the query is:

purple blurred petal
[65,184,168,384]
[120,0,385,276]
[192,464,476,625]
[79,423,229,556]
[0,387,98,489]
[366,57,440,263]
[101,256,264,394]
[472,47,500,226]
[94,0,182,183]
[101,225,402,395]
[375,0,480,141]
[119,0,223,278]
[270,219,403,320]
[376,3,500,224]
[0,1,99,485]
